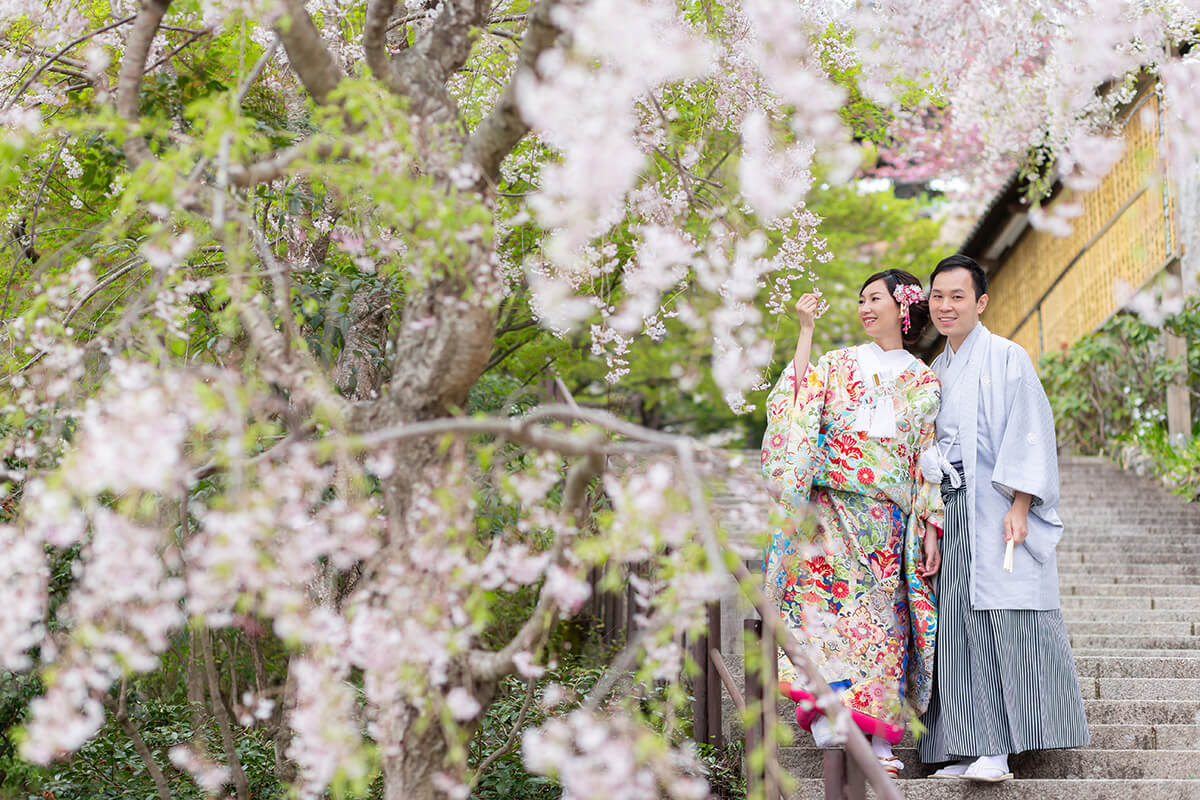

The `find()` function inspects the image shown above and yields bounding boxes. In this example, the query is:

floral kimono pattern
[761,346,942,743]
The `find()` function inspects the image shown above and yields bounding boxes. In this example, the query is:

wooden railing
[587,557,903,800]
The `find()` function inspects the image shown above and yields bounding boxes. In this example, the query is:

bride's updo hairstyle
[859,268,931,348]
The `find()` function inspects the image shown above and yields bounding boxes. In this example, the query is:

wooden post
[1167,261,1193,447]
[692,628,709,746]
[823,751,846,800]
[1166,330,1192,445]
[761,617,779,800]
[744,619,764,800]
[845,758,866,800]
[705,601,722,748]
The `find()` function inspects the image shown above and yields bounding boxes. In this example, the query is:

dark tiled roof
[958,170,1024,259]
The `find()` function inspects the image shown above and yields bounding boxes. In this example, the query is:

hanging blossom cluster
[523,708,709,800]
[516,0,848,407]
[853,0,1200,226]
[7,0,1200,797]
[0,360,384,782]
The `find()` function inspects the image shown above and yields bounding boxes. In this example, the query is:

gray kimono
[931,323,1064,611]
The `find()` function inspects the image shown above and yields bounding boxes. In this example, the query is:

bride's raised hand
[794,293,821,331]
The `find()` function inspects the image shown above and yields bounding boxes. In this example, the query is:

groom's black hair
[931,254,988,299]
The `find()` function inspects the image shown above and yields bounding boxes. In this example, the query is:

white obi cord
[918,431,962,489]
[852,343,913,439]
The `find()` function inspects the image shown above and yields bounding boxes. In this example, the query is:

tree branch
[5,15,135,109]
[109,677,173,800]
[364,0,398,87]
[469,676,537,788]
[116,0,173,169]
[273,0,345,106]
[144,26,211,74]
[201,629,251,800]
[380,0,491,121]
[464,0,562,186]
[673,444,904,800]
[227,139,337,188]
[355,408,669,458]
[471,449,604,682]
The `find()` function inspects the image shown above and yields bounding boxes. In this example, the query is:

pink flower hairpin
[893,284,925,333]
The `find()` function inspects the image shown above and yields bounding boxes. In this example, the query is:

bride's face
[858,279,901,338]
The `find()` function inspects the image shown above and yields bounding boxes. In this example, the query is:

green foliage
[0,631,288,800]
[1040,303,1200,499]
[478,182,952,451]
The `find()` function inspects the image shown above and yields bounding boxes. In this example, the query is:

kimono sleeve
[990,348,1063,561]
[760,355,828,505]
[990,348,1059,506]
[909,375,944,535]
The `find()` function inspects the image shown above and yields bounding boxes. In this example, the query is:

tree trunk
[353,271,500,796]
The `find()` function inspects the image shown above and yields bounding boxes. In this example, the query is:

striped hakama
[918,467,1090,763]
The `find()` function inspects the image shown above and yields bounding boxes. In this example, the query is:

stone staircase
[713,454,1200,798]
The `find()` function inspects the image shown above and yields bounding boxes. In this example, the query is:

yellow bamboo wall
[981,93,1176,361]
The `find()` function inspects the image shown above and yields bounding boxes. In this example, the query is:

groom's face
[930,268,988,339]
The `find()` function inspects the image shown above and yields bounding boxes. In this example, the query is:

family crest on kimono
[917,255,1090,783]
[761,269,943,777]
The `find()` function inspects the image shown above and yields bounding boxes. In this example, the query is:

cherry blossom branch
[472,449,604,681]
[108,677,173,800]
[364,0,398,87]
[582,620,655,709]
[210,162,347,419]
[0,138,66,319]
[356,410,672,458]
[143,26,211,74]
[468,676,537,788]
[235,39,280,108]
[201,630,251,800]
[674,452,903,800]
[116,0,172,169]
[4,14,135,109]
[376,0,491,121]
[227,140,338,188]
[464,0,562,186]
[273,0,345,106]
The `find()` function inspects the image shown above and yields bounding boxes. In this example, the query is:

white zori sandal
[962,759,1014,783]
[930,761,970,779]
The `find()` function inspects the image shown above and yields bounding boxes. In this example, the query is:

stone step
[1059,538,1200,548]
[1064,610,1200,624]
[1058,501,1199,510]
[778,747,1200,780]
[1072,647,1200,659]
[1063,584,1200,597]
[1062,519,1200,527]
[1061,576,1200,588]
[781,777,1200,800]
[1059,564,1200,578]
[1060,488,1195,497]
[1061,537,1200,548]
[1082,699,1200,725]
[1066,621,1199,637]
[1061,510,1200,520]
[1078,676,1200,701]
[1074,656,1200,679]
[762,692,1200,733]
[1069,634,1200,650]
[1058,552,1200,565]
[1086,724,1200,750]
[1061,596,1200,611]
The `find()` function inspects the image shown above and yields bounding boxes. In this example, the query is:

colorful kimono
[761,343,942,744]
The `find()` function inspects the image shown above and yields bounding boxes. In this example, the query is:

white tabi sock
[975,754,1009,772]
[870,735,893,759]
[811,715,838,748]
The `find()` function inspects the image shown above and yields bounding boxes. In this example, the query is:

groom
[916,255,1089,781]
